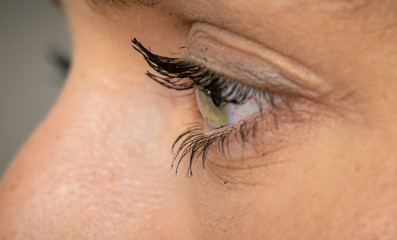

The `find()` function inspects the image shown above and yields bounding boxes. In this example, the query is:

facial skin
[1,0,397,239]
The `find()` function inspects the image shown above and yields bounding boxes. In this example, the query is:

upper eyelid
[187,22,326,92]
[132,36,317,103]
[183,37,320,100]
[132,38,278,109]
[183,43,308,97]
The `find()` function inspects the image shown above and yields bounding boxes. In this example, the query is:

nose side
[0,73,196,239]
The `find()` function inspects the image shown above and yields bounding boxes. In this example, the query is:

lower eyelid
[172,111,297,177]
[171,94,301,176]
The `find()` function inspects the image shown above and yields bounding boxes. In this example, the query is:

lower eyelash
[132,38,283,176]
[172,116,266,177]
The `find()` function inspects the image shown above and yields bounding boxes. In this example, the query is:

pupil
[210,88,223,107]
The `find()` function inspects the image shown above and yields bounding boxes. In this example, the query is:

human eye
[132,23,328,177]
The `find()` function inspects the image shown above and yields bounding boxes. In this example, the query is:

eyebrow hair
[53,0,160,8]
[88,0,160,7]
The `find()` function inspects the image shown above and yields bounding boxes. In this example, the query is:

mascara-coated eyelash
[46,47,71,81]
[131,39,276,107]
[132,38,283,177]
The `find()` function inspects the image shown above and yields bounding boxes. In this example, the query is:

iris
[196,86,261,129]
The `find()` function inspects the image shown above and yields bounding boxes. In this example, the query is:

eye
[196,85,262,129]
[132,38,301,176]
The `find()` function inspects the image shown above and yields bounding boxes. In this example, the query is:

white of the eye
[226,97,262,124]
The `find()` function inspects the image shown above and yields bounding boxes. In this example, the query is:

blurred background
[0,0,70,176]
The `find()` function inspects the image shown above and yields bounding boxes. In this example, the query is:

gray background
[0,0,70,176]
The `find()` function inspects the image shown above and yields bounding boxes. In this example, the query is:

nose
[0,71,194,239]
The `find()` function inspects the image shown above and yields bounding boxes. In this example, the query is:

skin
[1,0,397,239]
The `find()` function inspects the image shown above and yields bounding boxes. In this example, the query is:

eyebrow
[53,0,160,8]
[88,0,160,7]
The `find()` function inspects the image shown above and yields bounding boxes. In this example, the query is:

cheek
[0,72,197,239]
[187,119,397,239]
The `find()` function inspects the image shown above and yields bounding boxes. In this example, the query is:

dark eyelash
[132,38,275,107]
[132,38,281,177]
[170,118,263,177]
[46,47,71,81]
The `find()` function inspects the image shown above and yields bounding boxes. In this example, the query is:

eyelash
[132,38,285,177]
[47,47,71,81]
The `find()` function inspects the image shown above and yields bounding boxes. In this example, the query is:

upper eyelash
[132,38,277,107]
[132,38,283,177]
[46,47,71,81]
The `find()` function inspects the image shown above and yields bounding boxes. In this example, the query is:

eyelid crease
[183,38,319,99]
[187,22,326,92]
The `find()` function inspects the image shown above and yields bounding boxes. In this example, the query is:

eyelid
[186,22,327,96]
[184,38,316,99]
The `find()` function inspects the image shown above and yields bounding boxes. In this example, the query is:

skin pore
[0,0,397,239]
